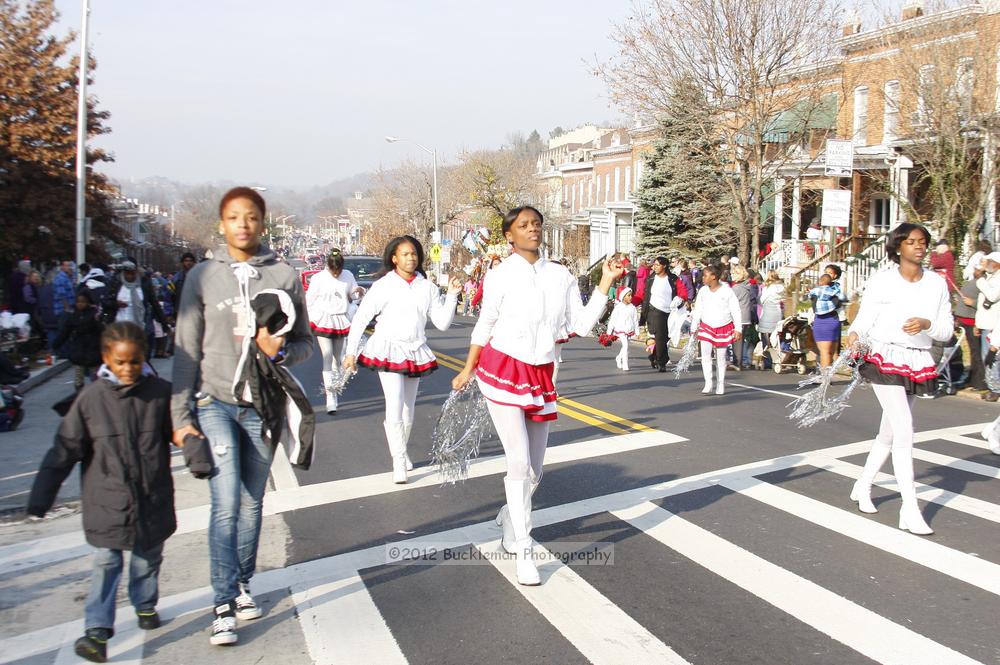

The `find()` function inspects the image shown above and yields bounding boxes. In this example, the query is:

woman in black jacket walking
[28,322,175,663]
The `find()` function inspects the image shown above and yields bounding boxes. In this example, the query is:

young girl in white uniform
[453,206,623,586]
[306,249,361,414]
[344,236,461,484]
[847,223,953,535]
[608,286,639,370]
[690,264,742,395]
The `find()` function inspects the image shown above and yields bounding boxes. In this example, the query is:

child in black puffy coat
[53,292,104,390]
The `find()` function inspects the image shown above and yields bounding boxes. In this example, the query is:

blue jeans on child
[196,398,273,606]
[85,543,163,630]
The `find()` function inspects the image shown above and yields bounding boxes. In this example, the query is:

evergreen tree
[634,83,735,259]
[0,0,118,264]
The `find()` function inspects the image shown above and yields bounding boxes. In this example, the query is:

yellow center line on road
[433,350,641,435]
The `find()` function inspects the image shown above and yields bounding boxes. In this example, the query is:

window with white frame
[605,174,610,202]
[614,167,621,201]
[625,166,632,195]
[870,195,891,232]
[955,57,974,120]
[852,86,868,146]
[883,80,900,143]
[917,64,935,126]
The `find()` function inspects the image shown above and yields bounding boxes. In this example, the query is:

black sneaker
[235,582,262,620]
[136,609,161,630]
[210,602,238,646]
[74,627,112,663]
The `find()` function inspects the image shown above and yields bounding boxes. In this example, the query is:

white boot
[322,371,338,414]
[700,344,713,394]
[715,348,727,395]
[383,421,408,484]
[849,481,878,514]
[504,478,540,585]
[497,474,541,554]
[981,420,1000,454]
[401,420,414,471]
[893,448,933,535]
[620,344,630,371]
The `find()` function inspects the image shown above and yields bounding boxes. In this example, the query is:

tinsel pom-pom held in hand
[672,337,699,379]
[788,337,871,428]
[430,382,494,484]
[320,335,366,399]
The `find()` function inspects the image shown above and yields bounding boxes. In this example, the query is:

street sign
[430,244,442,263]
[824,139,854,177]
[440,245,451,265]
[821,189,852,228]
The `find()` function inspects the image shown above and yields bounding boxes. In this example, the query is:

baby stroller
[766,315,815,375]
[927,326,966,397]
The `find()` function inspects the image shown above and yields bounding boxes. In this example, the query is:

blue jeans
[197,399,273,605]
[85,543,163,630]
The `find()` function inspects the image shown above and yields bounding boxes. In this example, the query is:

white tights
[859,383,918,504]
[616,335,630,370]
[377,372,419,426]
[700,341,727,390]
[317,336,346,376]
[486,400,550,482]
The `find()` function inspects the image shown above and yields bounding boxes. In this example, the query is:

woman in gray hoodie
[171,187,312,647]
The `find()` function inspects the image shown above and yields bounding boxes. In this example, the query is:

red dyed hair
[218,187,266,219]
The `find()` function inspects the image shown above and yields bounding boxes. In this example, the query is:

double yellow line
[433,350,655,435]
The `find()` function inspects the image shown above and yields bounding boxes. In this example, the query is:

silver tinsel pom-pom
[430,382,494,484]
[318,335,367,399]
[788,338,871,428]
[673,337,699,379]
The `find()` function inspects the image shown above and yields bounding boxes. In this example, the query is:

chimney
[902,0,924,21]
[841,8,862,35]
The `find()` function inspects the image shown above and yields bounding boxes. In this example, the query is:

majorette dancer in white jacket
[847,223,953,535]
[306,248,362,414]
[344,236,461,484]
[689,264,742,395]
[453,206,623,586]
[608,286,639,370]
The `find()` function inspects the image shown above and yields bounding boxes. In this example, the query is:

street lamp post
[385,135,440,277]
[74,0,91,267]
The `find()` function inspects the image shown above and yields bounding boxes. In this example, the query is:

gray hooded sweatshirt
[171,244,313,429]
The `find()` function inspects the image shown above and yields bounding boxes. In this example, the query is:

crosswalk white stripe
[269,441,300,491]
[935,432,995,451]
[719,474,1000,596]
[809,456,1000,524]
[910,448,1000,479]
[613,501,981,665]
[289,569,407,665]
[0,430,686,575]
[474,536,689,665]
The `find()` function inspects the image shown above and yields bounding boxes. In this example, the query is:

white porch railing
[842,234,890,300]
[760,239,823,275]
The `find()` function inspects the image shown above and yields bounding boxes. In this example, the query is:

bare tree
[869,4,999,246]
[597,0,845,264]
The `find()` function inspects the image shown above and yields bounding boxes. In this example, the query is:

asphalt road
[2,276,1000,664]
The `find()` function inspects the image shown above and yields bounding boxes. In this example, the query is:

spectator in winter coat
[930,239,957,292]
[53,292,104,390]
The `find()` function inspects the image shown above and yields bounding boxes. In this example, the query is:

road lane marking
[290,569,407,665]
[728,382,800,399]
[910,448,1000,480]
[475,536,690,665]
[434,349,643,434]
[3,424,994,663]
[0,430,685,575]
[269,440,300,491]
[613,502,981,665]
[807,455,1000,524]
[719,473,1000,596]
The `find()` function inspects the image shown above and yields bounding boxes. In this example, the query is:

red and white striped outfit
[848,268,953,393]
[306,268,358,337]
[345,271,457,377]
[691,284,742,347]
[471,254,606,420]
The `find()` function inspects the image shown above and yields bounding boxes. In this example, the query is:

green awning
[761,94,839,143]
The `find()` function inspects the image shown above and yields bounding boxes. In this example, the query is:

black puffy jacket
[28,374,176,551]
[53,307,104,367]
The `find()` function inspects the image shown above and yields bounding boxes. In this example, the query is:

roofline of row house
[838,2,989,51]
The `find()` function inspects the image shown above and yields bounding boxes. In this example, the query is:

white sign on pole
[440,245,451,265]
[821,189,852,228]
[824,139,854,177]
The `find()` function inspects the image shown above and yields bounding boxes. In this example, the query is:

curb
[16,360,71,394]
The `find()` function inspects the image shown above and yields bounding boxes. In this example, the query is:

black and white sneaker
[235,582,262,620]
[210,602,238,646]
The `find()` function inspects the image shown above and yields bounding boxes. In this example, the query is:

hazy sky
[52,1,633,189]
